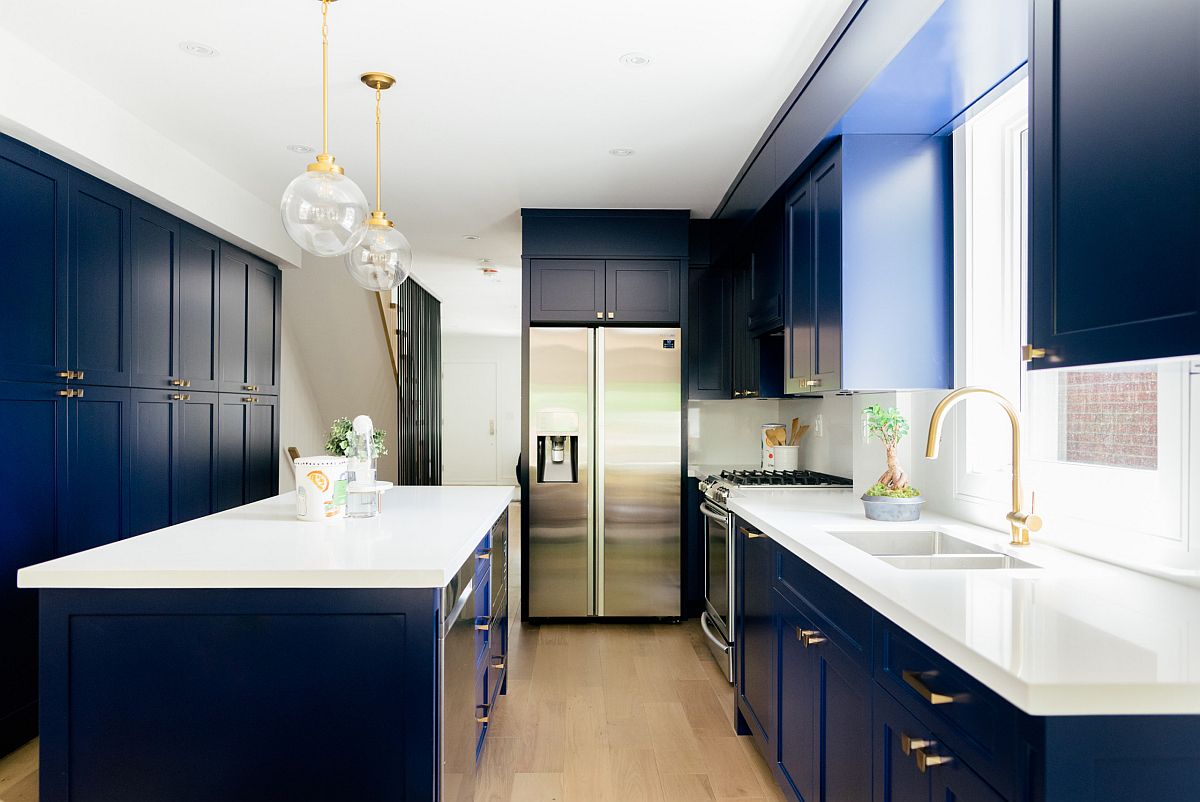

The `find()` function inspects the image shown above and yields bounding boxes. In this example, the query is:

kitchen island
[18,485,514,802]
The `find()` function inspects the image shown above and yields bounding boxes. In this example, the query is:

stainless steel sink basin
[877,554,1040,570]
[830,530,994,557]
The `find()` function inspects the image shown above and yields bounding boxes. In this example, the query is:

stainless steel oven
[699,492,734,682]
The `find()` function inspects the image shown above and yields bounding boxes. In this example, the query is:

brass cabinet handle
[491,657,505,670]
[241,397,258,403]
[1022,344,1046,362]
[902,670,954,705]
[914,747,952,773]
[475,705,489,724]
[170,378,186,386]
[739,526,766,540]
[75,389,84,398]
[595,311,603,319]
[733,391,744,397]
[475,618,490,632]
[607,311,615,319]
[57,371,73,379]
[745,390,758,397]
[797,629,826,648]
[900,733,934,756]
[805,379,821,387]
[56,389,72,397]
[244,384,258,391]
[171,394,191,401]
[476,548,492,560]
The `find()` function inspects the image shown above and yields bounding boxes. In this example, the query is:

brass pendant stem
[321,0,330,156]
[375,87,382,213]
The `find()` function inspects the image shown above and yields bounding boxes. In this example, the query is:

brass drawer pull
[171,393,191,401]
[595,311,603,319]
[56,389,72,397]
[475,619,490,632]
[739,527,766,540]
[57,370,72,379]
[170,378,186,387]
[797,629,826,648]
[914,747,952,773]
[900,733,934,756]
[902,670,954,705]
[476,549,492,560]
[491,657,505,670]
[244,384,259,392]
[607,311,615,319]
[805,379,821,387]
[241,397,258,403]
[475,705,489,724]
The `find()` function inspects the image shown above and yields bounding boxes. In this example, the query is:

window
[952,78,1196,567]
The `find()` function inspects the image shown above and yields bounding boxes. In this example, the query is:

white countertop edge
[727,497,1200,717]
[18,486,515,590]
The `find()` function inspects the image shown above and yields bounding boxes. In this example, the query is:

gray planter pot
[861,494,924,522]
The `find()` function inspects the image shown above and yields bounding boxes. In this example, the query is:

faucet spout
[924,387,1042,546]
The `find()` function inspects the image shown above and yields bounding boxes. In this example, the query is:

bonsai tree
[863,404,920,498]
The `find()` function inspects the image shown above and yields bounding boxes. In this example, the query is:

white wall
[282,258,399,484]
[0,26,300,269]
[277,313,327,491]
[442,333,522,487]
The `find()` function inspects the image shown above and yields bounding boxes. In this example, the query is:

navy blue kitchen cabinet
[246,394,279,504]
[174,391,220,523]
[0,382,64,755]
[776,591,820,801]
[688,265,733,399]
[0,139,68,385]
[130,201,180,390]
[734,519,774,751]
[605,259,680,324]
[528,259,605,322]
[1028,0,1200,369]
[783,136,951,394]
[218,244,281,395]
[216,393,279,511]
[178,226,221,392]
[59,385,131,557]
[131,389,220,535]
[68,170,132,388]
[748,202,785,336]
[528,258,681,324]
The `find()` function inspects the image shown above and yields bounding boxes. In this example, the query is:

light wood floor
[0,502,786,802]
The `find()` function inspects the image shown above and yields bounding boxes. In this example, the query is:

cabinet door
[130,389,175,536]
[605,259,680,324]
[528,259,604,323]
[816,629,872,802]
[246,257,281,395]
[749,209,785,335]
[1029,0,1200,369]
[732,257,760,398]
[931,757,1006,802]
[246,395,279,503]
[0,138,69,383]
[688,266,732,399]
[130,202,180,390]
[60,386,130,555]
[735,519,774,748]
[776,592,818,802]
[0,382,63,752]
[784,175,814,393]
[810,149,842,393]
[873,685,931,802]
[216,394,249,511]
[218,244,250,392]
[68,170,131,387]
[174,391,219,523]
[178,226,220,392]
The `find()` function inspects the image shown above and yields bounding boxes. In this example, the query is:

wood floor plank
[660,773,717,802]
[509,772,564,802]
[608,747,665,802]
[644,701,708,775]
[672,679,736,738]
[696,734,770,800]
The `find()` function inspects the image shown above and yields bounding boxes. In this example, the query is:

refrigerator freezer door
[528,327,593,617]
[599,327,682,616]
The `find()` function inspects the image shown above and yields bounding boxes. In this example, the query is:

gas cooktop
[717,469,853,487]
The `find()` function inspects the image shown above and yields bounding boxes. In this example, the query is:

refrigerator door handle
[587,328,596,617]
[594,327,605,617]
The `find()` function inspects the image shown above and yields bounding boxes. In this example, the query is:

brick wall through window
[1057,369,1158,469]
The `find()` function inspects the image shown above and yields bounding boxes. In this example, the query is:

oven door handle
[700,501,729,524]
[700,612,730,654]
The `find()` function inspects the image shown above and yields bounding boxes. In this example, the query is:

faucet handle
[1025,491,1043,533]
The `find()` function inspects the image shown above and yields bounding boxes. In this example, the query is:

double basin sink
[830,529,1039,570]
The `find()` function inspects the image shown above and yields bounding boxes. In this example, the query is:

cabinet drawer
[776,548,871,669]
[874,620,1018,799]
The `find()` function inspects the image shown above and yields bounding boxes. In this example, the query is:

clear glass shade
[344,222,412,291]
[280,169,370,257]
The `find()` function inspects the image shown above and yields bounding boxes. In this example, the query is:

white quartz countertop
[729,489,1200,716]
[18,486,515,590]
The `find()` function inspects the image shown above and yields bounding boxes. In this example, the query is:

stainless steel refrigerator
[527,326,681,618]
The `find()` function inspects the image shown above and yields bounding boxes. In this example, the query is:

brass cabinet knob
[607,311,615,319]
[805,379,821,387]
[475,705,489,724]
[733,391,744,397]
[596,311,603,319]
[900,733,934,756]
[75,389,84,398]
[56,389,72,397]
[798,629,826,648]
[475,618,490,632]
[170,378,186,387]
[241,397,258,404]
[243,385,258,391]
[914,748,952,773]
[171,394,191,401]
[57,371,72,379]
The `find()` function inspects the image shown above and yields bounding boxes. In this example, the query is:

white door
[442,361,499,484]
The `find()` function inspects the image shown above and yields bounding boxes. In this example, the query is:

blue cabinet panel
[246,395,279,503]
[687,266,733,399]
[0,139,68,383]
[735,519,775,748]
[748,208,785,335]
[1029,0,1200,367]
[605,259,681,324]
[130,202,179,389]
[130,389,174,536]
[60,386,130,556]
[811,150,843,392]
[785,175,814,387]
[217,245,250,392]
[215,395,249,511]
[246,259,281,394]
[174,392,218,524]
[776,591,818,802]
[528,259,605,322]
[178,226,220,392]
[0,382,63,753]
[68,171,131,387]
[872,683,933,802]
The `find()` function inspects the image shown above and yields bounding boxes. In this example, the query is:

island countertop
[729,489,1200,716]
[18,485,515,590]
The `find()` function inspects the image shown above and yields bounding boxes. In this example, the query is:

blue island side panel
[39,587,440,802]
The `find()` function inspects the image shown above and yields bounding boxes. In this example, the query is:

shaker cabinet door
[736,519,774,748]
[810,149,843,393]
[784,176,814,393]
[130,389,175,536]
[777,592,819,802]
[246,395,279,503]
[0,139,68,384]
[688,265,732,399]
[216,394,250,511]
[177,226,220,392]
[130,202,180,390]
[245,257,281,395]
[68,171,131,387]
[174,391,219,523]
[60,386,131,555]
[1028,0,1200,368]
[528,259,605,323]
[218,244,251,393]
[605,259,680,324]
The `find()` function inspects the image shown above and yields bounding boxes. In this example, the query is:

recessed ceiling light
[286,144,314,154]
[619,52,651,67]
[179,41,219,58]
[609,148,635,157]
[462,234,480,241]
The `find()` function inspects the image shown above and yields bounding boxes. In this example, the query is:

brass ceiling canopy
[360,72,396,92]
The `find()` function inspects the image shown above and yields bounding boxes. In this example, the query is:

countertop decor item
[344,71,413,292]
[279,0,370,257]
[293,455,349,521]
[861,403,923,521]
[325,416,389,459]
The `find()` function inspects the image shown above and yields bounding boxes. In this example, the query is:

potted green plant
[861,404,923,522]
[325,417,389,459]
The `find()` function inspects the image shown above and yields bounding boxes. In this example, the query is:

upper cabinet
[1028,0,1200,369]
[0,139,68,384]
[687,265,732,400]
[130,201,181,389]
[522,209,688,326]
[747,205,785,336]
[783,136,952,394]
[219,244,282,395]
[177,226,221,392]
[69,171,132,387]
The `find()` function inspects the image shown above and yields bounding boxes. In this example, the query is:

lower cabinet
[131,390,219,535]
[215,393,278,511]
[61,385,131,556]
[735,520,775,749]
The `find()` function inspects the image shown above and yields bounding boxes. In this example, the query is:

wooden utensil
[765,427,787,447]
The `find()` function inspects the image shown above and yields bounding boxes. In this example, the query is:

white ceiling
[1,0,851,335]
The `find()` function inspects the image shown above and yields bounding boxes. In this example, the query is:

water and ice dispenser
[535,409,580,484]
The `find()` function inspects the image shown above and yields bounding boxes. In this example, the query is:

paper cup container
[773,445,800,471]
[761,423,784,468]
[294,456,349,521]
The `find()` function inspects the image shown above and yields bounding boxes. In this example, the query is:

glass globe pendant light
[280,0,369,257]
[344,71,413,292]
